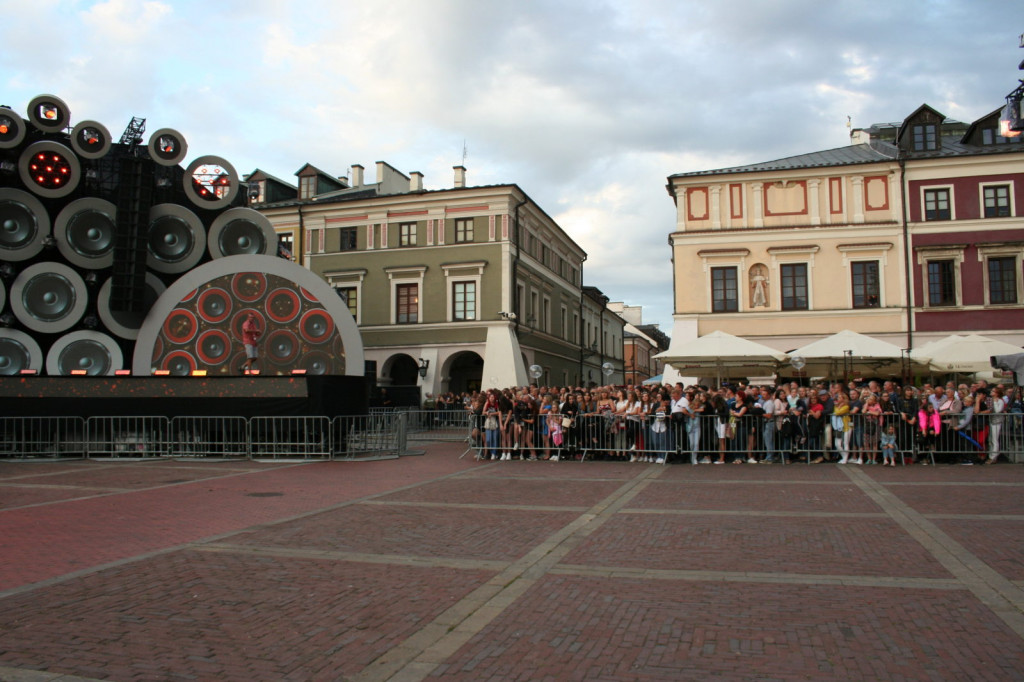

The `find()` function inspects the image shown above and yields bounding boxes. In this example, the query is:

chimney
[351,164,364,187]
[453,165,466,188]
[410,171,424,192]
[336,176,349,188]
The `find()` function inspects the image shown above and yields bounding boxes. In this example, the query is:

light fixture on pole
[418,358,429,379]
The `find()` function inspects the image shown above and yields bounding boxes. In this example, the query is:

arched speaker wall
[0,107,27,150]
[207,207,276,258]
[0,329,44,375]
[10,262,88,333]
[46,330,123,376]
[183,155,239,209]
[70,120,112,160]
[0,188,50,261]
[146,203,205,273]
[26,94,70,134]
[54,198,116,269]
[147,128,188,167]
[19,141,81,199]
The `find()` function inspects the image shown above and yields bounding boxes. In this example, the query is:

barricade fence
[467,411,1024,465]
[0,413,414,460]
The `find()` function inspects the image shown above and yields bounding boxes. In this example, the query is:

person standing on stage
[241,312,262,374]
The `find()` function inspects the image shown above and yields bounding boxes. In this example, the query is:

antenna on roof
[461,140,468,166]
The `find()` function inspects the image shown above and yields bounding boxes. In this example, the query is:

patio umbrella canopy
[654,330,788,383]
[786,329,906,378]
[911,334,1024,373]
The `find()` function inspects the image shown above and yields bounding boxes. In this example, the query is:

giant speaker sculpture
[0,94,363,377]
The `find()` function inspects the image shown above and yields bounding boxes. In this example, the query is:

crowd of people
[433,378,1024,466]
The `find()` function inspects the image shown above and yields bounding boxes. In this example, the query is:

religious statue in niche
[750,264,769,308]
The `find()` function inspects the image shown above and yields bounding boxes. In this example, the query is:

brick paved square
[231,503,582,561]
[659,463,851,481]
[377,476,623,507]
[561,514,951,578]
[0,548,494,681]
[933,518,1024,581]
[460,461,641,480]
[0,462,247,490]
[885,484,1024,515]
[429,575,1024,681]
[0,484,107,509]
[630,480,882,513]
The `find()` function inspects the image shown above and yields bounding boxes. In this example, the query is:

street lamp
[418,358,429,379]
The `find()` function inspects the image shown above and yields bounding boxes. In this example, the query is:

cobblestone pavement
[1,448,1023,681]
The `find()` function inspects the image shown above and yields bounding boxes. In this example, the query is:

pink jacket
[918,409,941,435]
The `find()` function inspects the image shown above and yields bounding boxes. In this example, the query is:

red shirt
[242,317,261,345]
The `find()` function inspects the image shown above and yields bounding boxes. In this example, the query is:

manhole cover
[246,492,284,497]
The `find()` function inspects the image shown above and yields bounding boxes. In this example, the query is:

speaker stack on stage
[0,94,366,416]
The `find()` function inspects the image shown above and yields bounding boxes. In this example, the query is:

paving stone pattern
[0,447,1023,681]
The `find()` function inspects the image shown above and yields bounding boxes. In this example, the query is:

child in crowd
[880,424,898,467]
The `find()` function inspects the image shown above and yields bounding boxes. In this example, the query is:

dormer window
[299,175,316,199]
[912,124,938,151]
[981,126,1022,145]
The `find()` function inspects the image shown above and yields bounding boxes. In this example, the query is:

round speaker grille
[46,330,123,376]
[0,329,43,375]
[147,127,188,166]
[0,188,50,261]
[208,208,275,258]
[146,203,206,274]
[11,262,87,333]
[55,198,116,269]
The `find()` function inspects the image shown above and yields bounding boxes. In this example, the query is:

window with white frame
[386,266,425,324]
[399,222,417,247]
[336,286,358,319]
[917,247,963,308]
[983,184,1012,218]
[454,218,473,243]
[978,245,1024,306]
[780,263,809,310]
[711,266,738,312]
[923,188,952,221]
[443,262,484,322]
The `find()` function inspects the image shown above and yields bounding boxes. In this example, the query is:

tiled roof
[669,143,896,178]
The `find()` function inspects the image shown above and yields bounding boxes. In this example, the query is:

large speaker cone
[0,329,43,375]
[54,198,116,269]
[0,106,27,150]
[97,273,166,340]
[147,128,188,167]
[27,94,70,134]
[196,329,231,366]
[46,330,123,376]
[0,188,50,262]
[11,262,87,333]
[19,141,80,199]
[265,329,300,364]
[146,204,205,273]
[183,155,239,209]
[208,208,276,258]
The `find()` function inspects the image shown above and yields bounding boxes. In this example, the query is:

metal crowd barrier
[401,409,474,443]
[0,417,88,458]
[249,416,332,459]
[466,411,1024,465]
[333,413,407,460]
[86,416,171,458]
[169,417,249,458]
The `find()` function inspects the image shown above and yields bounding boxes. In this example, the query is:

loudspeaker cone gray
[55,198,116,269]
[0,188,50,261]
[146,204,205,273]
[11,262,88,333]
[0,329,43,375]
[46,330,123,376]
[208,207,276,258]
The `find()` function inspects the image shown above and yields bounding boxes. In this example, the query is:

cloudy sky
[3,0,1022,335]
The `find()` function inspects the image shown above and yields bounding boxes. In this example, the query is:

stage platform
[0,375,369,418]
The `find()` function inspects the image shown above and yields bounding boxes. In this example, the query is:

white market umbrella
[654,330,788,383]
[787,329,906,378]
[912,334,1023,374]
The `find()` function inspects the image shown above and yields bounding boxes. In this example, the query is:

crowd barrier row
[463,410,1024,465]
[0,414,415,460]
